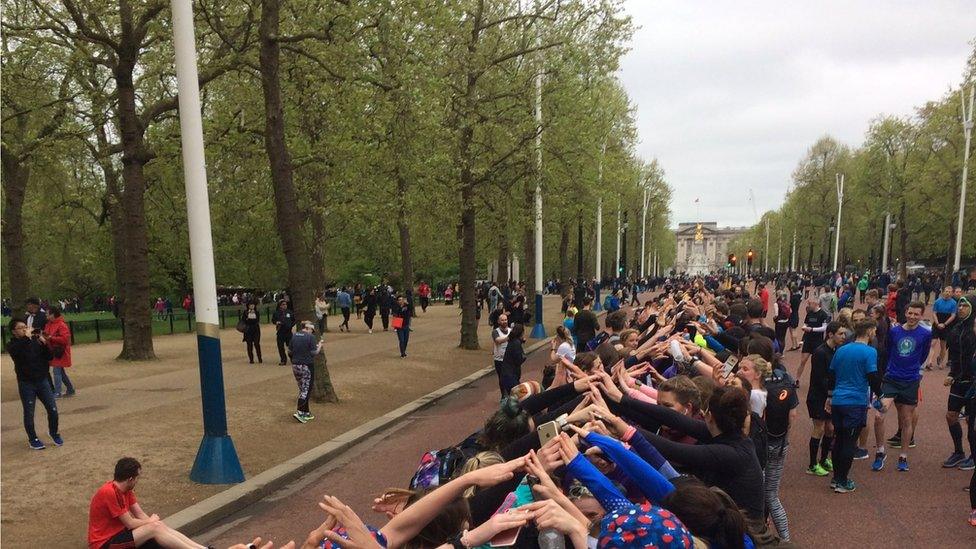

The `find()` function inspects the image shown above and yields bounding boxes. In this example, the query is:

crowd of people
[8,265,976,547]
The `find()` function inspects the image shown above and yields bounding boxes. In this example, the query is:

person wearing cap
[288,321,323,423]
[943,296,975,470]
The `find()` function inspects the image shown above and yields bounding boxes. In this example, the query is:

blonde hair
[460,451,504,497]
[617,329,639,346]
[743,354,772,380]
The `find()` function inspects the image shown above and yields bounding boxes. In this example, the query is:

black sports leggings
[831,416,863,483]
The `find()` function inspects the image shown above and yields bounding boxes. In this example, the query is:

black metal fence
[1,295,448,350]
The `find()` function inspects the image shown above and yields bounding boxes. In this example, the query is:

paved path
[201,294,976,549]
[0,296,567,548]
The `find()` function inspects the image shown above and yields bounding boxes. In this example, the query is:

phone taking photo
[536,420,560,446]
[722,355,740,379]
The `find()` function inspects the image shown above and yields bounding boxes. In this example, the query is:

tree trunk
[260,0,337,401]
[396,170,414,295]
[497,231,510,286]
[114,49,155,360]
[458,187,479,349]
[310,183,328,286]
[1,149,31,316]
[558,222,570,288]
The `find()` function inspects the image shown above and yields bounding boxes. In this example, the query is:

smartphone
[722,355,740,379]
[489,493,523,547]
[536,420,560,446]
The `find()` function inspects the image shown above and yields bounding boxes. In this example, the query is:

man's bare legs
[132,521,207,549]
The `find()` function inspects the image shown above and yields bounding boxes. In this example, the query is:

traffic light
[747,249,754,268]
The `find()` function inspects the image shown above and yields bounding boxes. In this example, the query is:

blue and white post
[171,0,244,484]
[594,196,602,311]
[530,9,546,340]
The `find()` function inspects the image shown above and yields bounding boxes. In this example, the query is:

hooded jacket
[947,308,976,381]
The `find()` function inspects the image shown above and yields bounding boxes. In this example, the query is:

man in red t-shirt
[88,457,208,549]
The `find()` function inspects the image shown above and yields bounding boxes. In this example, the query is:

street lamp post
[833,173,844,272]
[640,188,648,278]
[171,0,244,484]
[530,6,546,340]
[953,85,974,272]
[764,217,770,273]
[595,196,603,311]
[882,213,895,273]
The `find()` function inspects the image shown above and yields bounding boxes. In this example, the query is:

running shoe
[853,448,870,460]
[943,452,966,468]
[28,438,45,450]
[820,458,833,472]
[897,456,909,472]
[833,479,856,493]
[969,509,976,527]
[959,457,975,470]
[871,452,887,471]
[51,434,63,446]
[302,412,315,421]
[293,412,308,424]
[806,464,829,476]
[829,478,839,490]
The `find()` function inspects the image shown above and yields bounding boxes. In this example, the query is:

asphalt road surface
[202,304,976,548]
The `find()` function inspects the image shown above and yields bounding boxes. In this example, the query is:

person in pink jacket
[42,306,75,397]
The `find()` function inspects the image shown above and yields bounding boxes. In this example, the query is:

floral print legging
[292,363,312,414]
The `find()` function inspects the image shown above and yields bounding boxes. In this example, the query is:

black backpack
[764,371,798,440]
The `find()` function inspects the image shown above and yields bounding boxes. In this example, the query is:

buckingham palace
[673,222,749,274]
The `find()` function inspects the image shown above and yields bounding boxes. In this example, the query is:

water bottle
[538,528,565,549]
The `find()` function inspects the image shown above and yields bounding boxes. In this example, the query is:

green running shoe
[806,464,829,476]
[820,458,833,472]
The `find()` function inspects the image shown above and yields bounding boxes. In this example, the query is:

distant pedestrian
[24,297,47,333]
[289,321,323,423]
[363,288,377,334]
[240,302,263,364]
[272,300,295,365]
[42,306,75,397]
[392,295,411,358]
[418,281,431,313]
[336,286,352,332]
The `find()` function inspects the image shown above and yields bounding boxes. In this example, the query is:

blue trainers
[944,452,966,468]
[28,439,45,450]
[51,434,63,447]
[871,451,887,471]
[853,448,870,460]
[897,456,909,472]
[958,456,975,470]
[833,479,856,493]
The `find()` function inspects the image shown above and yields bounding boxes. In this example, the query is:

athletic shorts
[99,529,135,549]
[801,337,822,354]
[948,379,974,414]
[880,378,921,406]
[806,397,831,420]
[932,325,947,340]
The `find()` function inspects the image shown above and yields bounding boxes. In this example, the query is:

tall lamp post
[640,188,648,278]
[594,196,603,311]
[952,85,974,272]
[832,173,844,272]
[530,5,546,340]
[171,0,244,483]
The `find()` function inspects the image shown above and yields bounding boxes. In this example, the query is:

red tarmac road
[203,302,976,548]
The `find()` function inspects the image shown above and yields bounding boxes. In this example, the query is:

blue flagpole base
[190,434,245,484]
[531,292,546,339]
[593,284,602,311]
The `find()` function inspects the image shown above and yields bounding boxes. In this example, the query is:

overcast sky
[618,1,975,229]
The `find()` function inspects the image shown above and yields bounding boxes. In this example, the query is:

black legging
[831,407,864,484]
[364,310,375,330]
[246,341,262,362]
[341,307,351,329]
[276,332,292,363]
